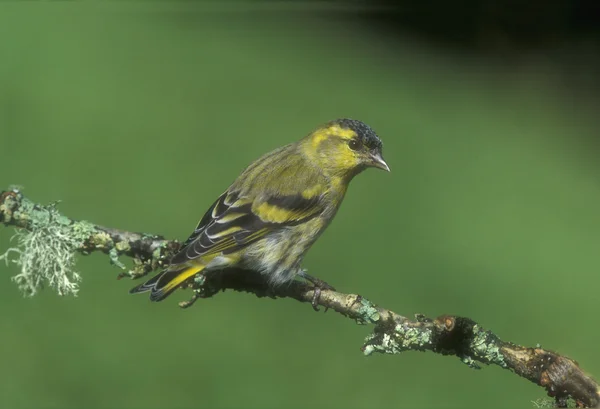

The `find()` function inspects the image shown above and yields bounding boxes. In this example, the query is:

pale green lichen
[362,343,377,356]
[0,196,84,296]
[194,274,206,286]
[363,324,433,356]
[355,297,380,324]
[126,258,147,279]
[532,397,577,408]
[461,355,481,369]
[70,220,101,247]
[152,246,163,261]
[86,230,112,249]
[115,240,131,253]
[0,195,17,223]
[531,398,555,408]
[108,248,126,270]
[1,203,81,296]
[363,333,399,356]
[469,324,507,368]
[151,242,172,268]
[396,324,432,348]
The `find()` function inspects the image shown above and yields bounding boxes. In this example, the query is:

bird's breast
[241,216,328,286]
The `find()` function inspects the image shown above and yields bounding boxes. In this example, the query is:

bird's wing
[169,188,325,265]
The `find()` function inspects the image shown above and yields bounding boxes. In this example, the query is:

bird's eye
[348,139,361,151]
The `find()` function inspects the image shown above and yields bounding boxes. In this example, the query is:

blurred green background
[1,3,598,408]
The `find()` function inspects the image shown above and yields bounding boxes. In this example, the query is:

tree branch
[1,188,598,408]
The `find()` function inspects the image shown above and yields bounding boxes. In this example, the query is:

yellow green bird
[130,118,389,307]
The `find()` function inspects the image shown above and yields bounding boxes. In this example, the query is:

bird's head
[302,118,389,179]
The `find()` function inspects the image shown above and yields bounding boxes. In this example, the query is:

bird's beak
[368,152,390,172]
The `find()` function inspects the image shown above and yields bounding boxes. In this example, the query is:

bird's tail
[129,264,205,301]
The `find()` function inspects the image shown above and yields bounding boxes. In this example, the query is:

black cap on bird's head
[335,118,382,149]
[329,118,389,172]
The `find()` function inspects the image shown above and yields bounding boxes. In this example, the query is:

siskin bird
[130,118,389,308]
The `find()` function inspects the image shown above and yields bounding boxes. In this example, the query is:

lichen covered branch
[1,188,598,407]
[0,189,179,295]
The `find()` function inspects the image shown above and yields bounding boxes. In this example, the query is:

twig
[1,188,598,408]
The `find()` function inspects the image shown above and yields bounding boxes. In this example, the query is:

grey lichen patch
[117,240,174,280]
[363,323,433,356]
[461,355,482,370]
[355,297,380,324]
[469,324,507,368]
[363,333,401,356]
[1,200,81,296]
[396,324,432,348]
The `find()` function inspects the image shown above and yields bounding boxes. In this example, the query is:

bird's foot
[297,270,336,312]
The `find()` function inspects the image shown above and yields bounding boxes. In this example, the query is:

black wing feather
[169,190,324,265]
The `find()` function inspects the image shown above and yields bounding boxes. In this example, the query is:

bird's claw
[298,270,335,312]
[311,287,322,311]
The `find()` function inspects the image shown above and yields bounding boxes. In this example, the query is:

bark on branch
[1,188,598,408]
